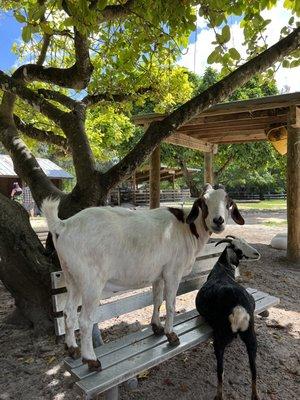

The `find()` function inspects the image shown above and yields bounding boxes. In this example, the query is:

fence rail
[109,189,191,206]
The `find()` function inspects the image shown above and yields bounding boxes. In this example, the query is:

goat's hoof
[214,396,223,400]
[251,395,260,400]
[151,323,164,336]
[65,345,81,360]
[82,358,102,372]
[166,332,180,346]
[259,310,269,318]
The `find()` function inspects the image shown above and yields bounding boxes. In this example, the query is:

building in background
[0,154,73,214]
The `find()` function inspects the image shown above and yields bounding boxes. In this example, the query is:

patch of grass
[263,220,287,227]
[235,199,286,211]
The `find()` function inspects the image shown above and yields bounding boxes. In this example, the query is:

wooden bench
[51,242,279,400]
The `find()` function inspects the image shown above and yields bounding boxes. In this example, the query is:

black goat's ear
[186,198,208,224]
[231,201,245,225]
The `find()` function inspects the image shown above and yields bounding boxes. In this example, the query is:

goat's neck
[192,213,211,250]
[218,247,240,278]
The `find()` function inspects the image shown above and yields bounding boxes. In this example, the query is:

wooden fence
[109,188,191,206]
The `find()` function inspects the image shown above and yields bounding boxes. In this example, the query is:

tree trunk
[178,157,200,198]
[0,194,57,334]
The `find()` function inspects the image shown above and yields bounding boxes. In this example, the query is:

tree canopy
[0,0,299,329]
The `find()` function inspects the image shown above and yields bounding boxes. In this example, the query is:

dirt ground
[0,210,299,400]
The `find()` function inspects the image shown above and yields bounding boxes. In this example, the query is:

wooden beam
[178,115,288,132]
[149,145,161,209]
[204,152,214,185]
[289,106,300,128]
[132,93,300,126]
[287,116,300,264]
[164,132,213,152]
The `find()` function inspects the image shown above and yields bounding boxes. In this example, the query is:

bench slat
[54,273,210,336]
[52,256,220,314]
[65,288,260,375]
[70,289,265,381]
[50,243,226,290]
[75,291,279,398]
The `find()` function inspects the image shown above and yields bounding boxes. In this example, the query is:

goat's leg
[63,271,81,359]
[240,325,260,400]
[151,278,164,336]
[79,286,102,372]
[164,278,180,346]
[213,339,225,400]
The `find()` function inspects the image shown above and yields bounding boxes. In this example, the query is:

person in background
[10,182,23,203]
[23,185,35,217]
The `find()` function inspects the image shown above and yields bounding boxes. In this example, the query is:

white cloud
[178,4,300,92]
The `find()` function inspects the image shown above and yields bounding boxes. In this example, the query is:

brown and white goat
[42,184,244,371]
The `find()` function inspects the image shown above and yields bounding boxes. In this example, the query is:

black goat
[196,236,261,400]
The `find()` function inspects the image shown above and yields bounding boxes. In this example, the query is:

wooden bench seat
[66,289,279,399]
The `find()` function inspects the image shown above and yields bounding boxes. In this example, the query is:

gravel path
[1,211,299,400]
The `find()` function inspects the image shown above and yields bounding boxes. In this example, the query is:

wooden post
[132,172,136,205]
[149,145,161,209]
[204,151,214,185]
[287,107,300,264]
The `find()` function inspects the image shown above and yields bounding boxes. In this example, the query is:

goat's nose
[213,216,224,226]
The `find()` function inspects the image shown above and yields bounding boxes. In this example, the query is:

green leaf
[22,25,32,43]
[221,25,231,43]
[282,59,290,68]
[14,11,26,23]
[207,49,221,64]
[229,48,240,60]
[96,0,108,10]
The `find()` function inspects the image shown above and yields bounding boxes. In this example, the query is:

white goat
[42,184,244,371]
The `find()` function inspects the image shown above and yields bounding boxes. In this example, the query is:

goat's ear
[231,201,245,225]
[186,198,208,224]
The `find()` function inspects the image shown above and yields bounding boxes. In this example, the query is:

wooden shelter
[130,164,200,186]
[0,154,73,197]
[133,92,300,263]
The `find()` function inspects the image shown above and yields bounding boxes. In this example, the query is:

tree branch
[13,30,93,90]
[0,70,66,125]
[102,26,300,190]
[82,87,152,107]
[13,115,69,151]
[36,34,51,66]
[37,89,78,110]
[90,0,135,20]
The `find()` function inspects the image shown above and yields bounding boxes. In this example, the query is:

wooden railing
[109,188,191,206]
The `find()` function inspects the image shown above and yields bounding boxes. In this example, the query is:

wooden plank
[52,255,221,314]
[65,309,201,370]
[75,291,279,397]
[289,105,300,128]
[164,132,213,152]
[65,288,259,371]
[54,274,210,336]
[67,288,260,376]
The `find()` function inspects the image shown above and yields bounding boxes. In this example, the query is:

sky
[0,5,299,92]
[178,4,300,93]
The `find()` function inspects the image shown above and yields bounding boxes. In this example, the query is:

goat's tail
[41,197,64,238]
[228,305,250,333]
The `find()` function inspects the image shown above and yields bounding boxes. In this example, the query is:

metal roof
[0,154,73,179]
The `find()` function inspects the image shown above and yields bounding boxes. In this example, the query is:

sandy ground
[1,210,299,400]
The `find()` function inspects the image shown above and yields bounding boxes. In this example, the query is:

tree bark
[0,194,57,334]
[177,157,200,198]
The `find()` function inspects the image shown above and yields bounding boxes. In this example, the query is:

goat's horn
[226,235,237,239]
[215,238,233,247]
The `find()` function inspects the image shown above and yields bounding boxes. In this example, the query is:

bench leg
[104,386,119,400]
[92,323,104,347]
